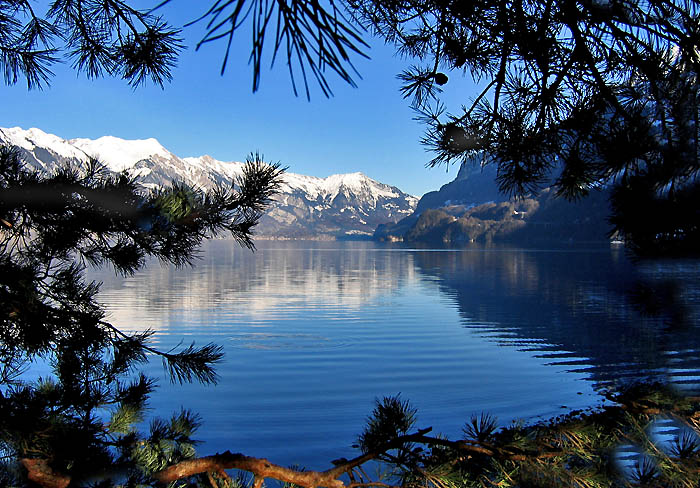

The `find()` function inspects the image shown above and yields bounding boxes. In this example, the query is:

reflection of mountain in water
[89,240,418,331]
[411,246,700,392]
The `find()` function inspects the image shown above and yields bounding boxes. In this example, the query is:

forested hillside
[376,187,613,244]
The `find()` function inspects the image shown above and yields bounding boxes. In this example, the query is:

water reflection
[91,241,700,391]
[410,246,700,391]
[90,240,418,333]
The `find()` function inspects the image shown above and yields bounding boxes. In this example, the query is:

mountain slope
[375,154,612,244]
[414,155,506,213]
[0,127,418,239]
[375,155,508,240]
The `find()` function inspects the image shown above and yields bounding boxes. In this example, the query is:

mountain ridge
[0,127,418,239]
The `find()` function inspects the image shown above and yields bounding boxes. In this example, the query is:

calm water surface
[89,240,700,470]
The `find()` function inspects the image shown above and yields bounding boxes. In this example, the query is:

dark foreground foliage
[6,378,700,488]
[337,384,700,488]
[412,384,700,488]
[0,145,284,488]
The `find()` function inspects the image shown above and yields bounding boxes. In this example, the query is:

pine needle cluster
[1,0,183,89]
[356,385,700,488]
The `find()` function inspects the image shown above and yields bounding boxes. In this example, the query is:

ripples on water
[88,240,700,470]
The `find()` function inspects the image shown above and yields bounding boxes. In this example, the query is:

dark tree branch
[20,458,70,488]
[151,423,567,488]
[153,451,345,487]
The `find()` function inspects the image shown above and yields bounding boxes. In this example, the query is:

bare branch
[20,458,71,488]
[153,451,345,487]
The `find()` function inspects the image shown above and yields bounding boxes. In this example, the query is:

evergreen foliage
[348,0,700,254]
[0,145,283,486]
[0,0,183,88]
[345,385,700,488]
[155,0,368,98]
[2,0,700,485]
[359,395,417,454]
[349,0,699,181]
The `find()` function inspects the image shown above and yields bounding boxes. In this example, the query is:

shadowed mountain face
[415,159,505,213]
[410,245,700,392]
[0,127,418,239]
[375,157,506,240]
[375,156,612,245]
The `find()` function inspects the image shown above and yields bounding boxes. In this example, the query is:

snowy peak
[69,135,172,172]
[279,171,405,203]
[0,127,174,174]
[324,171,402,198]
[177,156,413,208]
[182,155,246,180]
[0,127,418,239]
[0,126,89,162]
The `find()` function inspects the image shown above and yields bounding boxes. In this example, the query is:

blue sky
[1,3,477,197]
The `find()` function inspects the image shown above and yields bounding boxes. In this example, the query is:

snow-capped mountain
[0,127,418,239]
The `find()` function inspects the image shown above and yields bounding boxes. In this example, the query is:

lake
[89,240,700,471]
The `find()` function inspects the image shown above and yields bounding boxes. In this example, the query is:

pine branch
[153,428,432,487]
[19,458,70,488]
[161,342,224,385]
[101,320,224,385]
